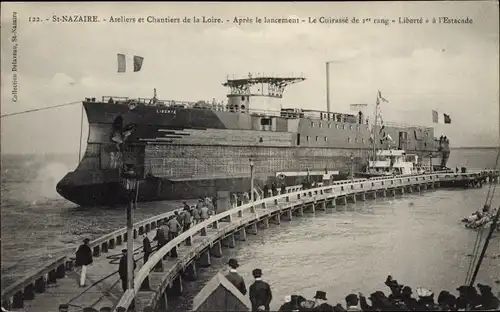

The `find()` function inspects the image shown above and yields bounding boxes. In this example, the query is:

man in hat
[182,207,192,233]
[345,293,361,311]
[437,290,456,311]
[167,216,181,257]
[477,283,499,310]
[225,258,246,295]
[142,233,153,263]
[118,249,136,292]
[401,286,418,311]
[384,275,403,302]
[249,268,272,311]
[312,291,333,311]
[359,291,391,311]
[456,285,481,310]
[416,287,438,310]
[75,238,93,287]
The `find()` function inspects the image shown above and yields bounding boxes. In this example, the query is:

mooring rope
[0,101,81,118]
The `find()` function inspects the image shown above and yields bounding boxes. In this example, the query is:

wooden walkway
[20,230,156,312]
[5,171,498,311]
[12,194,299,311]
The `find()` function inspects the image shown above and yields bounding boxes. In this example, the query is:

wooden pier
[2,170,499,312]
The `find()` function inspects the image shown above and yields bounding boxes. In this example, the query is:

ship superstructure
[56,74,450,207]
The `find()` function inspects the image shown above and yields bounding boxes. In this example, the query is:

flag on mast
[377,90,389,103]
[432,110,451,124]
[133,55,144,72]
[117,54,144,73]
[117,53,126,73]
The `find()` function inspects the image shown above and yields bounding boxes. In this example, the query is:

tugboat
[358,148,422,178]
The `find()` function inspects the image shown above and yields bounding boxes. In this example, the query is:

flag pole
[372,93,379,163]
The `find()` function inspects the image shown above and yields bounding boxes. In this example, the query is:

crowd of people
[277,275,499,311]
[224,260,499,312]
[74,197,218,293]
[462,204,499,231]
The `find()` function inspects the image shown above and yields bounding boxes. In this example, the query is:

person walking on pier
[192,205,201,225]
[142,233,153,263]
[263,184,270,198]
[200,205,210,222]
[249,268,272,311]
[271,183,277,196]
[183,208,192,232]
[167,216,181,257]
[118,249,136,292]
[175,211,184,230]
[75,238,93,287]
[225,258,247,295]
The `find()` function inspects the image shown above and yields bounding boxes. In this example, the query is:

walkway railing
[0,184,303,306]
[115,172,449,311]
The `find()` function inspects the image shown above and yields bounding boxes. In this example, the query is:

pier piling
[210,241,222,258]
[6,172,485,312]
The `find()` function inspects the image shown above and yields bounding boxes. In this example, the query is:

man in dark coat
[225,258,247,295]
[167,216,181,257]
[312,290,334,311]
[477,283,499,310]
[401,286,419,311]
[345,293,361,311]
[263,184,270,198]
[75,238,93,287]
[142,233,153,263]
[118,249,136,292]
[281,183,286,195]
[249,268,272,311]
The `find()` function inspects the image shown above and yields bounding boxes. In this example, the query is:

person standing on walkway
[75,238,93,287]
[167,216,181,258]
[192,205,201,225]
[142,233,153,263]
[225,258,247,295]
[167,216,181,241]
[271,183,277,196]
[175,211,184,232]
[153,224,167,251]
[183,208,192,232]
[200,205,210,222]
[263,184,270,198]
[118,249,136,292]
[207,198,215,215]
[249,268,272,311]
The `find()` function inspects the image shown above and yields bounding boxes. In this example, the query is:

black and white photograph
[1,1,499,311]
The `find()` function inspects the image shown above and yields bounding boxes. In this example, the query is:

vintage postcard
[1,2,499,312]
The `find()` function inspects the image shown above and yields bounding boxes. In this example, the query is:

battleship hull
[56,99,450,208]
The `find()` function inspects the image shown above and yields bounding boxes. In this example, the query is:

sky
[1,1,499,156]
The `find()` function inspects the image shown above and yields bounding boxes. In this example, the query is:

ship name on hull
[156,109,176,115]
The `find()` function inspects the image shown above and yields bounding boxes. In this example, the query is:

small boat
[357,148,421,178]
